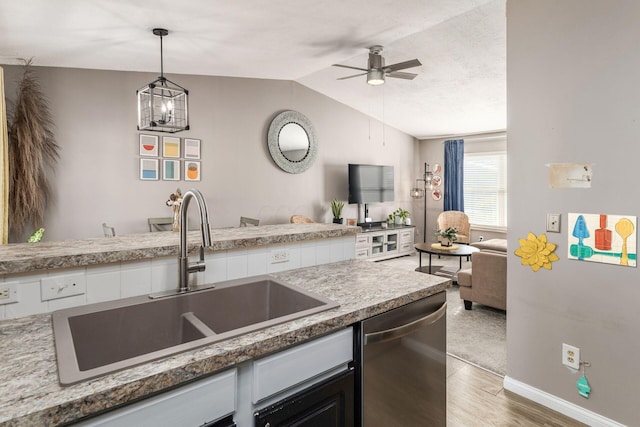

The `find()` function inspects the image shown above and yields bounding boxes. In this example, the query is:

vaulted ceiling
[0,0,505,139]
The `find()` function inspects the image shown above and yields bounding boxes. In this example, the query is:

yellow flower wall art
[514,232,559,272]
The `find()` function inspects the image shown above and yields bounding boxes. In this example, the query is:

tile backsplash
[0,237,356,320]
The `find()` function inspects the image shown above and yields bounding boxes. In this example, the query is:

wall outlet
[270,249,290,264]
[41,273,86,301]
[0,282,19,304]
[562,343,580,369]
[547,213,561,233]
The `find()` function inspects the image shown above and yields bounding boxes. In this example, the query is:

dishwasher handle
[364,301,447,346]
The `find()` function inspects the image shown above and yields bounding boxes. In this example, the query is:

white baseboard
[503,376,626,427]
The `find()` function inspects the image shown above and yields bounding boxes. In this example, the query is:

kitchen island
[0,259,449,426]
[0,223,358,274]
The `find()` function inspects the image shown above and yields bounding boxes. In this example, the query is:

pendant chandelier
[137,28,189,133]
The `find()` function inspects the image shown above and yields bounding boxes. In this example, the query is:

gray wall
[508,1,640,424]
[3,66,418,241]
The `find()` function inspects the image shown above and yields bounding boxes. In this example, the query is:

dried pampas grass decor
[8,59,59,240]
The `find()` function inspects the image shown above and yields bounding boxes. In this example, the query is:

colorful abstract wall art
[139,158,159,180]
[185,161,201,181]
[162,160,180,181]
[162,136,181,158]
[568,213,637,267]
[183,138,201,159]
[138,134,204,182]
[139,134,158,156]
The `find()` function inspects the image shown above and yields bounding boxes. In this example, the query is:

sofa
[456,239,507,311]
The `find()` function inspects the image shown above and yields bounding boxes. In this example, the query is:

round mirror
[268,110,317,173]
[278,123,309,162]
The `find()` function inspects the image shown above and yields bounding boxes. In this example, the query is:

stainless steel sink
[52,275,338,385]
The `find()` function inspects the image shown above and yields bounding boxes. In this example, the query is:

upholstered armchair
[436,210,470,244]
[457,239,507,311]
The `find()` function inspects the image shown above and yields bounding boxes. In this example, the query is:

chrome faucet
[178,189,212,293]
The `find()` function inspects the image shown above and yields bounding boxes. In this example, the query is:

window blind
[463,152,507,228]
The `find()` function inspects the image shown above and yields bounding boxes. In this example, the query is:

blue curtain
[444,139,464,211]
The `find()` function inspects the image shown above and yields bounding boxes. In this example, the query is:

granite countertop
[0,223,359,274]
[0,259,450,426]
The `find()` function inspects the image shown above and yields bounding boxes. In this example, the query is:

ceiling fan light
[367,69,385,85]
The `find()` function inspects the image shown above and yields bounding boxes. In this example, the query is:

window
[463,152,507,229]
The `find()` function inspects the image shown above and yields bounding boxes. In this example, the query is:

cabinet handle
[364,302,447,345]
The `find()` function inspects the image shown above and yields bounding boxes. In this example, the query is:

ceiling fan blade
[383,59,422,73]
[332,64,368,72]
[337,72,368,80]
[387,71,418,80]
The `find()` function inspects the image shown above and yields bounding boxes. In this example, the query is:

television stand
[355,225,415,260]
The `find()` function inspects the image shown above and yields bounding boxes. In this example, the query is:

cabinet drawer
[355,235,369,247]
[252,328,353,403]
[399,230,414,244]
[77,369,236,426]
[355,248,369,259]
[399,243,414,254]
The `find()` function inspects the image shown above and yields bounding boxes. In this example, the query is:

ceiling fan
[333,45,422,86]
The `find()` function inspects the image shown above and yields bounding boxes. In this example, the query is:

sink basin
[52,275,338,385]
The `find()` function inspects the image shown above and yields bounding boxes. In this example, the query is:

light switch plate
[547,213,561,233]
[41,273,86,301]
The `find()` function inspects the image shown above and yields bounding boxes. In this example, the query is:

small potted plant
[331,198,344,224]
[394,208,410,225]
[435,227,458,247]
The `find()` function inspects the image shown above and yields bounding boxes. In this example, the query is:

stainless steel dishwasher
[360,291,446,426]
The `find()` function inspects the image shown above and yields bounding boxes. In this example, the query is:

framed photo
[162,159,181,181]
[184,161,201,181]
[432,188,442,201]
[184,138,201,159]
[162,136,181,158]
[139,134,158,156]
[140,158,159,180]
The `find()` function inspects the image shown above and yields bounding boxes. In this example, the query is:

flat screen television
[348,164,394,204]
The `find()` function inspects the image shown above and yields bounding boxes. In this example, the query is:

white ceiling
[0,0,505,139]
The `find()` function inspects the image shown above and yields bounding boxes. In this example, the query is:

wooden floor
[447,356,586,427]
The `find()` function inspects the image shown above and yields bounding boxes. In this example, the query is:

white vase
[405,218,411,226]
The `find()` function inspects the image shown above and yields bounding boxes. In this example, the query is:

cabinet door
[76,369,237,426]
[370,233,385,256]
[386,232,398,252]
[399,229,414,245]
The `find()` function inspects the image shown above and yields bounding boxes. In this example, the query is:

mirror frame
[268,110,317,174]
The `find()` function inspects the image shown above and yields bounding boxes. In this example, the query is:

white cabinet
[77,369,237,426]
[80,328,354,427]
[356,226,415,261]
[251,328,353,403]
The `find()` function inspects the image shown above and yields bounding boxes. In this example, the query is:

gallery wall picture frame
[140,158,159,180]
[139,134,159,156]
[432,188,442,201]
[185,161,201,181]
[163,159,181,181]
[162,136,181,158]
[184,138,201,159]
